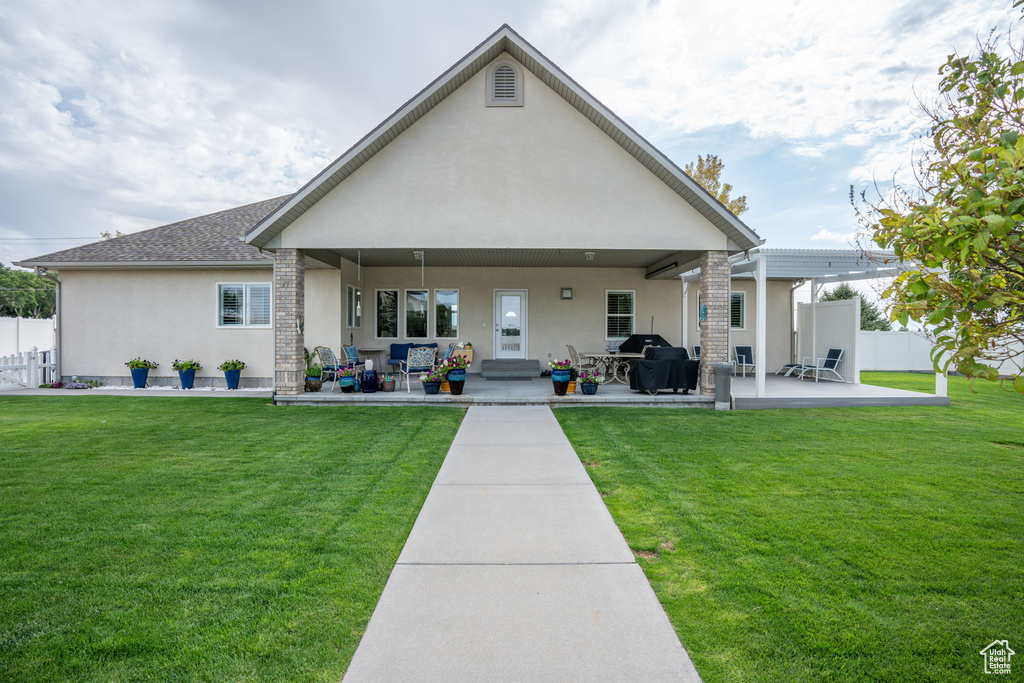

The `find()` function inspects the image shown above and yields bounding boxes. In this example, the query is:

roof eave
[13,259,273,270]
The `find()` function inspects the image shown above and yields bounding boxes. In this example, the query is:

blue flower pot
[551,369,571,396]
[423,381,441,395]
[581,382,599,395]
[178,369,196,390]
[130,367,150,389]
[447,369,467,396]
[339,376,355,393]
[224,369,241,390]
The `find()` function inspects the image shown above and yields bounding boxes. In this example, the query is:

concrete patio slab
[435,444,591,485]
[397,484,634,565]
[343,564,700,682]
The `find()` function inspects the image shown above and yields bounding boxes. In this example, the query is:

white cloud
[811,227,870,243]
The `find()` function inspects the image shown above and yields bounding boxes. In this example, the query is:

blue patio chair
[799,348,845,382]
[342,345,366,371]
[733,345,755,377]
[400,346,437,393]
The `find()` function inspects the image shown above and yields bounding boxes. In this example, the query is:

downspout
[35,268,61,381]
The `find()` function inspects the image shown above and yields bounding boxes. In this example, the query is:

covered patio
[272,372,948,408]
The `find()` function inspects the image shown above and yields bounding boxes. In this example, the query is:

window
[606,290,634,339]
[347,285,362,328]
[376,289,398,338]
[405,289,428,338]
[435,289,459,338]
[731,292,745,330]
[487,62,523,107]
[218,283,271,327]
[696,291,746,330]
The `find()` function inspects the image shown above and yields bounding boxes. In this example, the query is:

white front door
[494,290,528,359]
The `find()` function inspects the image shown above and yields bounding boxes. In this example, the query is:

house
[19,25,797,396]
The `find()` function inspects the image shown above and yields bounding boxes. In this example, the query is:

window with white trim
[435,289,458,339]
[375,289,398,339]
[405,289,428,339]
[487,62,523,107]
[347,285,362,329]
[730,292,745,330]
[606,290,635,339]
[218,283,271,327]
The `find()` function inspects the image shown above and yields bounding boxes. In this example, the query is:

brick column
[274,248,305,395]
[699,250,729,396]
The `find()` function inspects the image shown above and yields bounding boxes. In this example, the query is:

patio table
[580,352,645,384]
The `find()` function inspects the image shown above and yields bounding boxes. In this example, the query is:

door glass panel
[500,295,521,352]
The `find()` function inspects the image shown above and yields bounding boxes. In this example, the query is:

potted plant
[125,357,158,388]
[171,359,202,390]
[441,356,469,395]
[218,359,246,390]
[578,371,604,395]
[568,366,579,394]
[420,369,446,394]
[338,366,357,393]
[549,359,572,396]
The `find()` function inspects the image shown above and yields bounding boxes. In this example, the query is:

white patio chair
[314,346,342,391]
[400,346,437,393]
[566,344,598,374]
[692,345,700,362]
[799,348,845,382]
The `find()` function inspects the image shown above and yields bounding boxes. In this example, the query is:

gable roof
[245,24,761,251]
[17,196,289,270]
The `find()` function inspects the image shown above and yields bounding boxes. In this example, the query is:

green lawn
[0,396,462,682]
[557,373,1024,682]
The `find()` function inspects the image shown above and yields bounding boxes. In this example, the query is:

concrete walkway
[343,406,701,682]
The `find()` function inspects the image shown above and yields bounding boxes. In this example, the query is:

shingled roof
[17,196,290,270]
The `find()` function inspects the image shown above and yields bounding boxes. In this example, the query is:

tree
[684,154,749,216]
[820,283,892,331]
[100,230,125,240]
[858,23,1024,391]
[0,263,56,318]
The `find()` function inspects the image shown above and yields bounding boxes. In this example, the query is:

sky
[0,0,1019,269]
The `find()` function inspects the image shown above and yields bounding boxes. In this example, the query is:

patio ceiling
[312,248,699,274]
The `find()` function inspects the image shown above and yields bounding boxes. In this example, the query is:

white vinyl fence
[858,330,935,371]
[0,346,59,387]
[859,330,1023,377]
[797,298,860,383]
[0,317,56,356]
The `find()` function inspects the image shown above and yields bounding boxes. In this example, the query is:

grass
[556,372,1024,682]
[0,396,463,682]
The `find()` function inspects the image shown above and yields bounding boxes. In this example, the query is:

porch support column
[699,250,730,396]
[755,252,767,397]
[274,248,305,395]
[681,279,689,351]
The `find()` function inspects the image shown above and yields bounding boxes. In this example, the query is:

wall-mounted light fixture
[560,288,573,300]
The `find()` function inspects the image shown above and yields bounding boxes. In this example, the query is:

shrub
[125,358,158,369]
[218,359,246,371]
[171,359,202,372]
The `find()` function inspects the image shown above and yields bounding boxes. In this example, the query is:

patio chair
[342,345,366,372]
[775,361,804,377]
[799,348,845,382]
[314,346,342,391]
[566,344,598,374]
[400,346,437,393]
[692,345,700,362]
[733,345,755,377]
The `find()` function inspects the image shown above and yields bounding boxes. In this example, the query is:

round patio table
[580,352,644,384]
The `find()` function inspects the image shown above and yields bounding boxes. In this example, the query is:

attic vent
[493,65,517,99]
[487,62,524,107]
